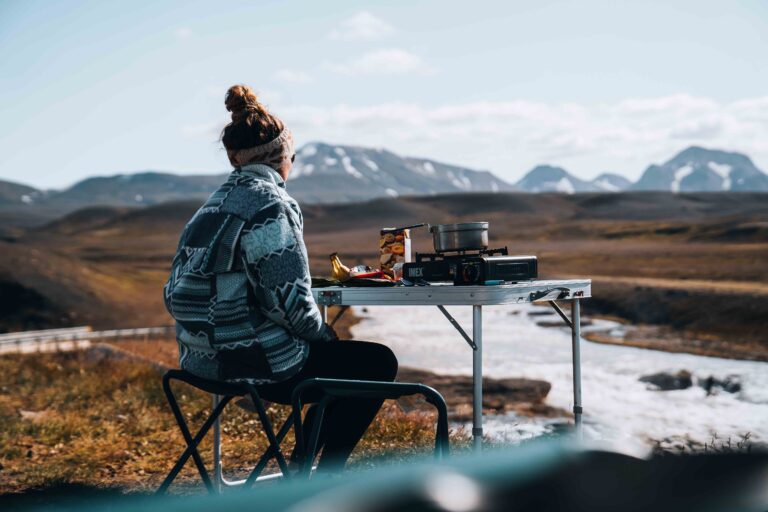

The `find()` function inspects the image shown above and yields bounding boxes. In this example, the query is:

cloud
[270,94,768,182]
[328,11,394,41]
[615,94,718,114]
[272,69,314,84]
[327,49,435,76]
[174,27,193,40]
[181,121,222,140]
[669,118,723,139]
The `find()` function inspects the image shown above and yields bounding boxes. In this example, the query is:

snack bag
[379,228,411,276]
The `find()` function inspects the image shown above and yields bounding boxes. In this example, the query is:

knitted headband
[226,129,295,169]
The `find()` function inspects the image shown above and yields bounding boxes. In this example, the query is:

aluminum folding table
[211,278,590,489]
[313,278,592,451]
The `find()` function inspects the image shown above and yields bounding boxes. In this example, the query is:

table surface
[312,279,591,306]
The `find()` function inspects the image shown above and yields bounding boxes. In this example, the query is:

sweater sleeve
[240,201,334,343]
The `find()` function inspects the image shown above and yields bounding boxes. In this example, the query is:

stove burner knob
[462,264,480,284]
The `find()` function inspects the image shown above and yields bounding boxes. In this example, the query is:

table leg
[321,305,328,323]
[472,305,483,451]
[571,299,583,438]
[212,394,222,492]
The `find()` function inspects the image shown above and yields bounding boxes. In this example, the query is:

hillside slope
[2,192,767,348]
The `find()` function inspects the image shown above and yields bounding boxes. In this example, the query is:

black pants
[258,340,398,472]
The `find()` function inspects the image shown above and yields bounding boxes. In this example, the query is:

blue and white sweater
[163,164,334,383]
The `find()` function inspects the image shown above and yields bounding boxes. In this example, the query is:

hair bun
[225,84,260,121]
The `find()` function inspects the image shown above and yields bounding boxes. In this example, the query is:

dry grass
[0,347,468,495]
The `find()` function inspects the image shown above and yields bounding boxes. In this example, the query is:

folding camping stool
[156,369,293,494]
[291,378,450,477]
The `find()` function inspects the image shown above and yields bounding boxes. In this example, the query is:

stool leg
[160,396,230,494]
[302,397,331,477]
[157,376,232,495]
[244,415,295,487]
[435,401,450,459]
[291,396,306,471]
[245,386,291,480]
[423,389,450,459]
[212,394,222,493]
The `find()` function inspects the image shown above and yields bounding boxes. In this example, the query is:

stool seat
[164,369,249,397]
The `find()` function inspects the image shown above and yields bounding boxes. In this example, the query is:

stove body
[402,247,538,285]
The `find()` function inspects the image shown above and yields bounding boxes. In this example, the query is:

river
[350,304,768,453]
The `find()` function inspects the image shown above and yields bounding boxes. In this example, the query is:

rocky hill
[288,142,514,203]
[514,165,602,193]
[514,168,633,193]
[0,179,43,205]
[632,146,768,192]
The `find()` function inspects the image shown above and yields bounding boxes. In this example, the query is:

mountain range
[287,143,515,203]
[1,145,766,216]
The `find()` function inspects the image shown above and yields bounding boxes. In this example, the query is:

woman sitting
[163,84,398,473]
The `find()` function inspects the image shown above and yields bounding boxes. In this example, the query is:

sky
[1,0,767,189]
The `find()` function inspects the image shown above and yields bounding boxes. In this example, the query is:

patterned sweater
[163,164,334,383]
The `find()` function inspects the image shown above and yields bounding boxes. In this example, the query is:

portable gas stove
[402,247,538,285]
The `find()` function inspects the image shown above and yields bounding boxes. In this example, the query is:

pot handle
[381,223,429,233]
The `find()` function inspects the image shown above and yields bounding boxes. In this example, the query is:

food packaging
[349,265,387,280]
[379,228,411,276]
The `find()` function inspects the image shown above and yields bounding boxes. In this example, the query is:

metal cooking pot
[430,222,489,252]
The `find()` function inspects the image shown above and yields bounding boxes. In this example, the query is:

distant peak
[523,165,571,180]
[668,146,754,168]
[595,172,623,180]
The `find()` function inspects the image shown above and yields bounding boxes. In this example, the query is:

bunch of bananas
[329,252,351,281]
[330,253,391,281]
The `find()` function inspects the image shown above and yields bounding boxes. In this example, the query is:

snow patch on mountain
[301,144,317,157]
[447,171,472,190]
[555,177,575,194]
[671,165,694,193]
[292,163,314,178]
[363,157,379,171]
[593,178,619,192]
[341,156,364,179]
[708,162,733,190]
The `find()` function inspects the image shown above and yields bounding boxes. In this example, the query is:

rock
[536,319,593,328]
[396,367,563,419]
[698,375,742,395]
[639,370,693,391]
[19,410,49,423]
[527,310,554,317]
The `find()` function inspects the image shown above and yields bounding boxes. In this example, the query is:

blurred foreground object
[20,439,768,512]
